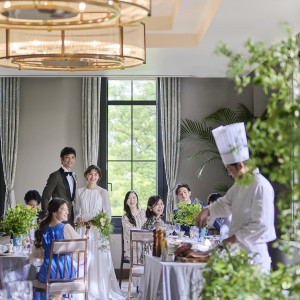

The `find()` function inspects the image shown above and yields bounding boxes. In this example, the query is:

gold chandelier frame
[0,23,146,71]
[0,0,151,30]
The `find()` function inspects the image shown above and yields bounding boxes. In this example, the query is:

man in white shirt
[196,123,276,273]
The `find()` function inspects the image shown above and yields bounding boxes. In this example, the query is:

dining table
[143,255,206,300]
[0,247,37,291]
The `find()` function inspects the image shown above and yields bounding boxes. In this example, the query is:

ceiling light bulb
[79,2,86,11]
[108,0,113,5]
[4,1,11,8]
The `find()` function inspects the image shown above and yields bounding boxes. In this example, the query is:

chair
[33,238,88,299]
[119,226,130,288]
[128,229,153,299]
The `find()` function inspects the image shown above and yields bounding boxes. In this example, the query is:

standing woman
[121,191,146,260]
[32,198,81,300]
[75,165,124,300]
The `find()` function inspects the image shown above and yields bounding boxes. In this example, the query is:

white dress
[75,187,125,300]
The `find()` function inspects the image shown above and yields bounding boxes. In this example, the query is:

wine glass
[8,281,32,300]
[166,224,173,237]
[174,223,180,236]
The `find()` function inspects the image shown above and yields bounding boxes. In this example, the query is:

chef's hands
[222,235,237,247]
[196,208,210,229]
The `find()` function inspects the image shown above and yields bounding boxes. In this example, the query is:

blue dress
[34,223,76,300]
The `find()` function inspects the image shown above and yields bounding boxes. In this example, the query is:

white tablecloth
[143,255,206,300]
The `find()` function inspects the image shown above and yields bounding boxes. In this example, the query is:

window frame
[98,78,167,233]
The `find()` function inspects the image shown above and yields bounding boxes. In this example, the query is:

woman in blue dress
[32,198,81,300]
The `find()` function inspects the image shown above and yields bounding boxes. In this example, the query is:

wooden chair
[33,238,88,299]
[128,229,153,299]
[119,226,130,288]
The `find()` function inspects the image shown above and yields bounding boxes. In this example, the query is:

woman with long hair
[121,191,146,260]
[75,165,124,300]
[142,195,165,230]
[32,197,81,300]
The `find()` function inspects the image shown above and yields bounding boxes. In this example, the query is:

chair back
[129,229,153,267]
[47,238,87,283]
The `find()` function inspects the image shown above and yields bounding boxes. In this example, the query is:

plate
[176,255,210,263]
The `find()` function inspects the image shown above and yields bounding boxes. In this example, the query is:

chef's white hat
[212,122,249,165]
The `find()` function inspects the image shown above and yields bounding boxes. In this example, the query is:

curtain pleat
[160,78,181,221]
[82,77,101,170]
[0,77,20,210]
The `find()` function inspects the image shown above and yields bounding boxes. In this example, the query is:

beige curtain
[82,77,101,170]
[0,77,20,210]
[160,78,181,221]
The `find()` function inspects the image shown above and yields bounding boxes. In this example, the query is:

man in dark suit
[42,147,77,225]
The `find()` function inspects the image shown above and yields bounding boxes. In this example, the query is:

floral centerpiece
[0,203,38,241]
[171,200,202,226]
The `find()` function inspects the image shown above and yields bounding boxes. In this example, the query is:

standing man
[196,123,276,273]
[42,147,77,225]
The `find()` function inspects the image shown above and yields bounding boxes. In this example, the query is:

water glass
[166,224,173,236]
[174,223,181,235]
[8,281,32,300]
[200,227,207,237]
[190,226,199,240]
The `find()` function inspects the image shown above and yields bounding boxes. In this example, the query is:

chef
[196,122,276,273]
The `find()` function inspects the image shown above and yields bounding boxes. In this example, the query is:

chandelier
[0,0,150,71]
[0,23,145,71]
[0,0,151,29]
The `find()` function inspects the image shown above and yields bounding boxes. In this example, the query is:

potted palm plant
[0,203,38,246]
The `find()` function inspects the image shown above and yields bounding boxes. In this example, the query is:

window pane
[133,80,156,101]
[133,105,156,160]
[133,162,157,210]
[108,162,131,216]
[108,105,131,160]
[108,80,131,101]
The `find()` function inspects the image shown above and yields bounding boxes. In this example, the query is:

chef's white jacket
[207,168,276,272]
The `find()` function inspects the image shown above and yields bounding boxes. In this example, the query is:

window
[99,78,166,222]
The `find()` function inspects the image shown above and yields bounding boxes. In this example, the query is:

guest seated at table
[142,195,165,230]
[24,190,46,241]
[122,191,147,260]
[173,183,220,236]
[173,183,205,236]
[31,198,81,300]
[207,193,231,239]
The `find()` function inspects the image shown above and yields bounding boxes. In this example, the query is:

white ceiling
[1,0,300,77]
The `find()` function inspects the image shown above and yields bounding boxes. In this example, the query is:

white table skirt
[143,255,206,300]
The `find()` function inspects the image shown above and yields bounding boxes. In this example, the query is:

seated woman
[142,195,165,230]
[121,191,146,260]
[31,197,81,300]
[207,193,231,239]
[24,190,46,241]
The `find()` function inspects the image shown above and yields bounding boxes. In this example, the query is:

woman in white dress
[75,165,125,300]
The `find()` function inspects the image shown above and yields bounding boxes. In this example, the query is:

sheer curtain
[160,78,181,221]
[82,77,101,170]
[0,77,20,210]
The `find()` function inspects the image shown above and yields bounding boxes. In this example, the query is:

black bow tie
[65,172,73,177]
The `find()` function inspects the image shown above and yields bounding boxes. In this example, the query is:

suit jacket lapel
[59,167,72,201]
[71,174,76,202]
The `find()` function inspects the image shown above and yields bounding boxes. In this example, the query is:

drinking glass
[189,227,195,239]
[174,223,181,235]
[166,224,173,237]
[8,281,32,300]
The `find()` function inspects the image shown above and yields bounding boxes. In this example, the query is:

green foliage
[200,245,300,299]
[107,80,157,216]
[215,25,300,252]
[0,203,38,236]
[91,211,114,251]
[171,200,202,226]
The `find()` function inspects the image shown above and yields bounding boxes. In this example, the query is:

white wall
[13,76,263,269]
[15,77,85,203]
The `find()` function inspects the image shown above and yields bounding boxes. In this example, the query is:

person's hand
[222,235,237,247]
[195,208,210,229]
[77,217,84,227]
